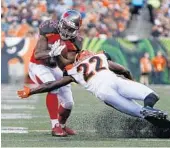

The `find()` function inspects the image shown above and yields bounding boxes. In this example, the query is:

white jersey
[66,52,117,96]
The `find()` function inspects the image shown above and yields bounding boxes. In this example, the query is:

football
[43,40,68,67]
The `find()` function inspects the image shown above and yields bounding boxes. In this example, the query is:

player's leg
[116,77,159,107]
[58,85,76,135]
[98,88,144,118]
[29,63,66,136]
[52,67,76,135]
[115,77,167,119]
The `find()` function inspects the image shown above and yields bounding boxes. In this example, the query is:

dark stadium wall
[1,37,170,84]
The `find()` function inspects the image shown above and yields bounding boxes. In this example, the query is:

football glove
[49,40,66,57]
[17,86,31,99]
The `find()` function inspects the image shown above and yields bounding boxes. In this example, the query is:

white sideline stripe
[2,105,35,110]
[1,113,32,119]
[1,127,28,133]
[2,100,37,103]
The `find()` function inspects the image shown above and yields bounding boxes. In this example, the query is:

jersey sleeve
[65,64,79,82]
[70,35,83,52]
[39,20,58,36]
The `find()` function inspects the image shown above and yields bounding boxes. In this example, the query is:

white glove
[49,40,66,57]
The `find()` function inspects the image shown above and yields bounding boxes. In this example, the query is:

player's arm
[34,20,60,60]
[56,36,82,69]
[31,76,74,95]
[17,76,74,98]
[56,51,77,70]
[34,35,51,60]
[108,60,133,80]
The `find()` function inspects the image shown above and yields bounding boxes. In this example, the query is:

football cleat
[52,123,67,137]
[141,106,168,120]
[62,126,77,135]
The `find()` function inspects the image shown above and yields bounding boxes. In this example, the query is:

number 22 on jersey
[77,56,107,82]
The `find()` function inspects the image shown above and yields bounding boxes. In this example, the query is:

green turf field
[1,84,170,147]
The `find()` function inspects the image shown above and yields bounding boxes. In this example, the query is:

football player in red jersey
[28,10,83,137]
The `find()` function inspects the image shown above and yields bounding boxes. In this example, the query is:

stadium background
[1,0,170,147]
[1,0,170,84]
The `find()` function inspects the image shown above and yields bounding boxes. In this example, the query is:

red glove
[17,86,31,99]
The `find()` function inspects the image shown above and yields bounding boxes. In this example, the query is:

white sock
[51,119,59,128]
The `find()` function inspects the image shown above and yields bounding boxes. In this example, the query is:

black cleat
[140,106,168,120]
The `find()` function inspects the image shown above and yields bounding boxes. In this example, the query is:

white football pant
[28,62,74,109]
[97,76,154,118]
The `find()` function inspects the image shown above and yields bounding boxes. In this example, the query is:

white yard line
[2,105,35,110]
[1,113,32,119]
[1,127,28,133]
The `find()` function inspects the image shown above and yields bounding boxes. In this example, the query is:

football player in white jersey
[17,50,167,120]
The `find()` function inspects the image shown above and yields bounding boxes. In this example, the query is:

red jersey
[30,20,83,65]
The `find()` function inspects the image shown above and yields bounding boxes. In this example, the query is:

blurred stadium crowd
[1,0,170,38]
[150,0,170,37]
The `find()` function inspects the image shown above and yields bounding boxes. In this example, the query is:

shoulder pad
[39,20,58,36]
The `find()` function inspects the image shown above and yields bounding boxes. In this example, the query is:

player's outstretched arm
[31,76,73,95]
[17,76,74,98]
[108,60,133,80]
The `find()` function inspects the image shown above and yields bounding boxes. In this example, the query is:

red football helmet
[58,10,82,40]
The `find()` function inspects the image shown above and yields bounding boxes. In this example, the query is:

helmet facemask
[58,19,79,40]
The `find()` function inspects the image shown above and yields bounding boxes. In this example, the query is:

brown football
[44,40,68,67]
